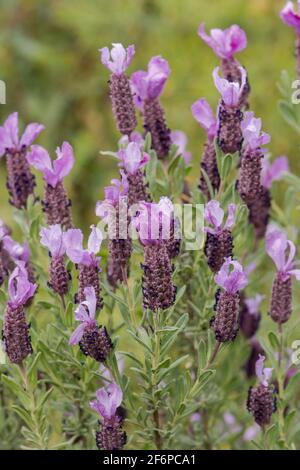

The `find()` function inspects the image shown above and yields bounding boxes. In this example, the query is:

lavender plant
[1,5,300,451]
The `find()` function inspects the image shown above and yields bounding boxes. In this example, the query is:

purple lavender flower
[64,225,103,309]
[133,197,177,310]
[213,67,246,154]
[40,225,70,299]
[100,43,137,135]
[266,228,300,324]
[239,294,263,339]
[211,258,248,342]
[69,287,112,362]
[27,142,74,229]
[248,156,289,240]
[0,221,11,285]
[117,141,151,206]
[90,382,126,450]
[0,113,44,208]
[247,355,276,428]
[131,56,171,159]
[238,112,270,206]
[170,131,192,165]
[199,23,250,107]
[2,235,35,283]
[192,98,220,198]
[280,1,300,77]
[204,200,235,273]
[96,173,132,289]
[2,262,37,363]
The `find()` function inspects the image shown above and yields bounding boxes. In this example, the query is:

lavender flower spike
[96,172,132,289]
[2,262,37,363]
[212,258,248,342]
[69,287,112,362]
[247,355,276,427]
[239,294,263,339]
[266,228,300,324]
[248,156,289,240]
[0,113,44,208]
[133,197,177,311]
[204,200,235,273]
[131,56,171,159]
[27,142,74,228]
[280,1,300,78]
[40,225,70,299]
[213,67,246,154]
[90,382,126,450]
[192,98,220,197]
[238,112,270,206]
[100,43,137,135]
[117,141,151,206]
[198,23,250,108]
[64,225,103,309]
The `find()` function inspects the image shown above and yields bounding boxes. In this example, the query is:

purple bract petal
[280,1,300,31]
[117,141,150,174]
[241,112,270,150]
[198,23,247,59]
[8,261,37,307]
[214,257,248,294]
[255,354,273,386]
[99,43,135,75]
[213,66,246,106]
[191,98,217,139]
[40,224,65,257]
[170,130,192,164]
[131,55,170,103]
[90,382,123,419]
[261,156,289,189]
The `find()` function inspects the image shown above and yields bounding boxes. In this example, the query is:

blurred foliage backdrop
[0,0,298,228]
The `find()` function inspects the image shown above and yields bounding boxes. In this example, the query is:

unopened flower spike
[2,262,37,363]
[69,287,112,362]
[248,156,289,240]
[96,172,132,289]
[239,294,263,339]
[199,23,250,108]
[40,225,70,300]
[27,141,74,229]
[64,225,103,309]
[191,98,220,198]
[211,257,248,342]
[131,56,171,159]
[280,1,300,78]
[90,382,126,450]
[238,111,270,207]
[117,141,151,206]
[100,43,137,135]
[213,66,245,154]
[204,200,235,273]
[132,197,177,311]
[247,354,276,427]
[266,228,300,324]
[0,112,44,209]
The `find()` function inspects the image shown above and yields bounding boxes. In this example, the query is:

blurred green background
[0,0,298,229]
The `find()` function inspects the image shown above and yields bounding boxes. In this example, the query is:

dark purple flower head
[100,43,135,75]
[133,197,175,246]
[198,23,247,59]
[0,112,44,157]
[8,261,37,308]
[280,1,300,31]
[131,56,170,106]
[64,225,103,266]
[117,142,150,175]
[241,112,270,152]
[191,98,217,140]
[266,228,300,281]
[2,236,30,263]
[40,224,66,258]
[213,66,246,106]
[27,141,74,188]
[255,355,273,387]
[204,200,236,235]
[170,130,192,165]
[215,257,248,294]
[261,156,289,189]
[90,382,123,420]
[69,287,97,345]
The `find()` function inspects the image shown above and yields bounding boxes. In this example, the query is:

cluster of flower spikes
[0,112,44,209]
[2,262,37,364]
